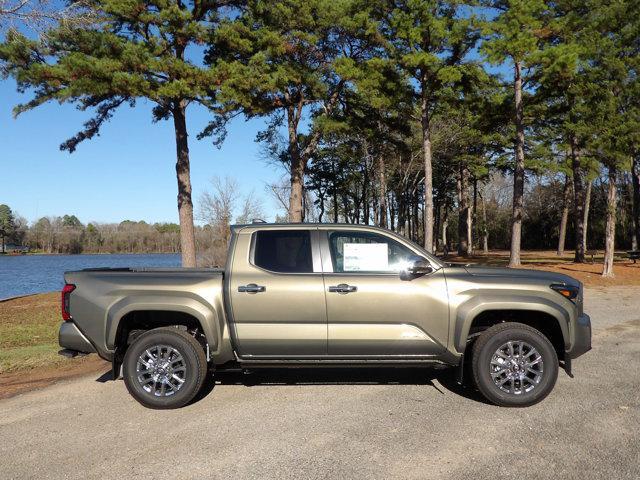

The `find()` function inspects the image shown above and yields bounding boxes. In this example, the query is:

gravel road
[1,287,639,480]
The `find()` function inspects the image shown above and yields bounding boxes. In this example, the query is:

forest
[1,0,638,276]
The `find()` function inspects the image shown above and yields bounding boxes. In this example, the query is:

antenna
[251,218,267,224]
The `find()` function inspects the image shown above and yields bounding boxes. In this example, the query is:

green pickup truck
[59,223,591,409]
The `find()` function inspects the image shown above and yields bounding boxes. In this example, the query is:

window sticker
[343,243,389,271]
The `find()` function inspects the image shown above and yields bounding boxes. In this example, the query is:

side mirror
[401,256,433,279]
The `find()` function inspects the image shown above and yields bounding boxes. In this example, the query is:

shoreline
[1,251,179,256]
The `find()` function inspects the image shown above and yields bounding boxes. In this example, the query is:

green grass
[0,293,66,374]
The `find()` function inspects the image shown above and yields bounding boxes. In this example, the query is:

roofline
[229,222,444,268]
[231,222,394,231]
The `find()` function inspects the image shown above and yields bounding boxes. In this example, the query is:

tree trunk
[602,166,618,277]
[582,179,592,252]
[509,61,525,267]
[570,137,586,262]
[388,192,395,231]
[457,166,470,256]
[468,179,475,256]
[285,102,305,222]
[172,100,197,268]
[413,190,420,243]
[421,79,434,253]
[480,191,489,254]
[632,157,640,250]
[557,174,572,256]
[377,156,387,228]
[332,160,339,223]
[442,213,448,254]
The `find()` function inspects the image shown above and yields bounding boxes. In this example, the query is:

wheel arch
[454,295,570,359]
[106,294,223,354]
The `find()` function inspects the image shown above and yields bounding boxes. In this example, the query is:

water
[0,253,181,299]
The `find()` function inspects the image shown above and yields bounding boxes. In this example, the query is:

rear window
[253,230,313,273]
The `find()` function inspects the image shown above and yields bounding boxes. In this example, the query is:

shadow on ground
[187,366,491,406]
[95,365,491,406]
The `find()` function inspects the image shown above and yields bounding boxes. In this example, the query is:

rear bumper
[59,322,97,354]
[567,313,592,359]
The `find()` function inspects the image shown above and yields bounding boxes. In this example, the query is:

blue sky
[1,79,285,225]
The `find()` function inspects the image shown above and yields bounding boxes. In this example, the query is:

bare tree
[266,177,292,221]
[198,177,238,267]
[198,176,266,266]
[236,191,265,225]
[0,0,92,33]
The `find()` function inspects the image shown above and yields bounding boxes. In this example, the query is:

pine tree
[0,204,16,253]
[0,0,236,266]
[209,0,378,222]
[380,0,480,252]
[482,0,551,266]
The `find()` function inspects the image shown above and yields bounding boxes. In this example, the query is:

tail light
[61,284,76,321]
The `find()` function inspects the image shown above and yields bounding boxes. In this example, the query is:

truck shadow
[190,367,491,406]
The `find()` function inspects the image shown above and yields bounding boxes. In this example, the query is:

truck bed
[63,267,227,361]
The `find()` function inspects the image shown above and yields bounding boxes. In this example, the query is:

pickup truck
[59,223,591,409]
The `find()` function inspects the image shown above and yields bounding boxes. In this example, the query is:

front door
[229,228,327,358]
[322,229,449,357]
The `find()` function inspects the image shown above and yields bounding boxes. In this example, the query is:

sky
[0,78,286,226]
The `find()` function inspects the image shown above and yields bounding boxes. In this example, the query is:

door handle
[328,283,357,294]
[238,283,266,293]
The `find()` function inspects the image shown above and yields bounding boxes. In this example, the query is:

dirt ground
[445,249,640,287]
[0,356,108,400]
[0,293,109,399]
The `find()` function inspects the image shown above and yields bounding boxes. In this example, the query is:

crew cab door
[228,227,327,358]
[321,229,448,357]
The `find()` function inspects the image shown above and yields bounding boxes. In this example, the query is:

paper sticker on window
[343,243,389,271]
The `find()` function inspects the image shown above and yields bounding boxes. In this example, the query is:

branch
[60,97,126,153]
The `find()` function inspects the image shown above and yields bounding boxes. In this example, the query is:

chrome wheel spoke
[526,356,542,367]
[490,340,544,395]
[526,366,540,376]
[136,344,187,397]
[496,376,510,386]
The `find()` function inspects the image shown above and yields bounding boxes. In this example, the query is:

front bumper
[567,313,592,359]
[59,322,97,354]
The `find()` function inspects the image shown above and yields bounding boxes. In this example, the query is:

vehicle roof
[232,222,393,231]
[231,223,411,237]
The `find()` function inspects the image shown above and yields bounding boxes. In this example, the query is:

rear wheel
[123,327,207,409]
[471,322,558,407]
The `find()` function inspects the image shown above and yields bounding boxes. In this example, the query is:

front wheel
[471,322,558,407]
[123,327,207,409]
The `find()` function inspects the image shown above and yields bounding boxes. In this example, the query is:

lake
[0,253,181,299]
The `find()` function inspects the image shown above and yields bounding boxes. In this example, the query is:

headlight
[550,283,579,301]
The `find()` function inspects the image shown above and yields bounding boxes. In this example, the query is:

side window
[329,231,416,273]
[254,230,313,273]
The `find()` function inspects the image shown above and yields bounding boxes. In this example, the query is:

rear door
[228,227,327,358]
[321,229,448,357]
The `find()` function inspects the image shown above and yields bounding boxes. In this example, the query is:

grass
[0,293,69,374]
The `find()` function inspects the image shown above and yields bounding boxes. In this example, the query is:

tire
[123,327,207,409]
[471,322,558,407]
